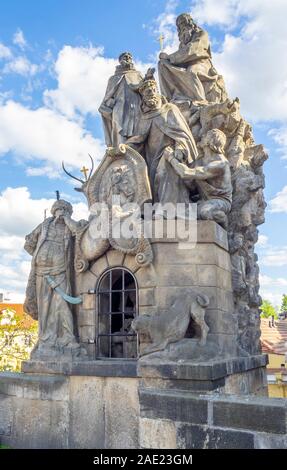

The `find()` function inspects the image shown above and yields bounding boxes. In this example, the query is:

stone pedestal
[23,219,267,394]
[21,352,268,396]
[0,222,270,448]
[0,357,282,450]
[149,219,236,358]
[75,220,237,358]
[0,366,139,449]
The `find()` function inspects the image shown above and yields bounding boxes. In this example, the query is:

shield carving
[86,144,152,209]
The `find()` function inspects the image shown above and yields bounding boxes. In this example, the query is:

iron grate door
[97,267,138,359]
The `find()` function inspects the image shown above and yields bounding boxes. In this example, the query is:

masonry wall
[139,388,287,449]
[0,371,286,449]
[0,372,139,449]
[75,220,237,358]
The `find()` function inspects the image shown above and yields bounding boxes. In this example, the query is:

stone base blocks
[0,370,139,449]
[75,221,237,358]
[0,366,286,449]
[139,388,287,449]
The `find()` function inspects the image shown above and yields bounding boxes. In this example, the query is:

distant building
[0,303,35,328]
[260,317,287,398]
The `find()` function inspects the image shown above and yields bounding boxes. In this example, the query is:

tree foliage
[260,299,278,319]
[0,307,38,372]
[280,294,287,313]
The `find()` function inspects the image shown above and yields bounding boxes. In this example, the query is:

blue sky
[0,0,287,305]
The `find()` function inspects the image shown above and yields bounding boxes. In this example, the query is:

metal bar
[98,333,137,337]
[98,311,136,316]
[122,269,125,358]
[135,271,139,358]
[109,270,112,358]
[98,289,136,293]
[96,268,139,359]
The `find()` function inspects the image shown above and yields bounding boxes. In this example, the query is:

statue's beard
[179,30,192,44]
[119,61,133,70]
[144,96,161,109]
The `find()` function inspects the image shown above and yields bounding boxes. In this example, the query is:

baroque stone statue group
[24,13,267,361]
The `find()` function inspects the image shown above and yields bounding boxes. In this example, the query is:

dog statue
[132,294,209,356]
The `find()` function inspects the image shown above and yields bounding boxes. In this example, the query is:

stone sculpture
[99,52,143,147]
[168,128,232,228]
[127,70,198,206]
[63,145,153,268]
[24,199,84,359]
[23,11,268,363]
[158,13,227,106]
[9,15,273,453]
[132,294,209,356]
[155,12,268,356]
[228,145,267,354]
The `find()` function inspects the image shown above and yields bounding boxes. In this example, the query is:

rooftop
[260,317,287,355]
[0,303,36,329]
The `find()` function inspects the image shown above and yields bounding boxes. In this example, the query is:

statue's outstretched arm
[63,216,87,235]
[168,155,225,181]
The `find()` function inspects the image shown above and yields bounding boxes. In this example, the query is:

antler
[88,154,94,180]
[62,161,85,184]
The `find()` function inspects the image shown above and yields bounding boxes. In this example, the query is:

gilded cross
[157,33,165,51]
[80,166,89,181]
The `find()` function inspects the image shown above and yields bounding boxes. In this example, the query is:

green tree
[260,299,278,319]
[0,307,38,372]
[280,294,287,313]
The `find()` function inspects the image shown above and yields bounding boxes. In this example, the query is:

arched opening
[96,267,138,359]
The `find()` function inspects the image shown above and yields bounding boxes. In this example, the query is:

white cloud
[0,260,30,303]
[269,185,287,213]
[0,100,105,173]
[44,45,117,118]
[260,274,287,288]
[0,186,54,237]
[191,0,242,27]
[25,165,62,179]
[259,274,287,307]
[0,186,88,238]
[178,1,287,122]
[257,234,268,247]
[261,246,287,267]
[0,186,89,302]
[3,56,39,76]
[0,43,152,176]
[259,291,282,309]
[152,0,179,55]
[268,126,287,162]
[0,235,25,253]
[44,44,152,119]
[0,43,12,59]
[13,29,27,49]
[0,91,13,105]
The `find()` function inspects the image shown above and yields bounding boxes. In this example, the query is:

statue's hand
[55,212,64,222]
[63,214,75,228]
[159,52,169,60]
[63,214,71,223]
[171,160,188,178]
[174,148,185,162]
[62,215,80,235]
